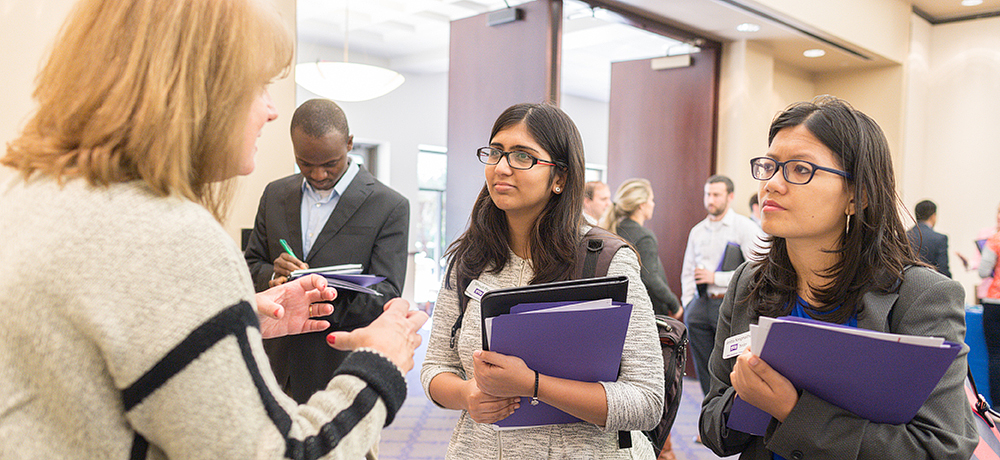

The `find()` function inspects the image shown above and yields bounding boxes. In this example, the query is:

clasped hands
[464,350,533,424]
[730,348,799,423]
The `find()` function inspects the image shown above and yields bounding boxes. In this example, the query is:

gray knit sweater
[0,175,405,459]
[420,245,664,459]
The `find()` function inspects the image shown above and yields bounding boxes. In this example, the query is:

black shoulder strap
[572,227,633,449]
[573,227,628,279]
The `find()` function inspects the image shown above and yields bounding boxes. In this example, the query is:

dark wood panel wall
[607,45,721,298]
[444,0,562,246]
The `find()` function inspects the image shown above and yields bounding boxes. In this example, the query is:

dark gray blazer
[615,218,681,316]
[907,222,951,278]
[700,263,977,459]
[244,167,409,402]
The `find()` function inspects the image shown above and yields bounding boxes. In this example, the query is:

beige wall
[718,40,777,207]
[751,0,912,63]
[917,14,1000,299]
[225,0,298,244]
[814,65,906,174]
[0,0,77,153]
[772,61,816,110]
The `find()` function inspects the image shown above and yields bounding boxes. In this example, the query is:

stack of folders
[484,297,632,429]
[727,316,963,436]
[289,263,385,296]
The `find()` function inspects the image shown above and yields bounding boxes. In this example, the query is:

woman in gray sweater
[421,103,664,458]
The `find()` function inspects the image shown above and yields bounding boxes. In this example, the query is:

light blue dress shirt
[300,160,360,259]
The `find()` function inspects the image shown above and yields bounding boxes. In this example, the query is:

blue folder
[489,301,632,428]
[727,316,962,436]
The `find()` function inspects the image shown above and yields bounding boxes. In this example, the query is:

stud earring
[554,187,561,193]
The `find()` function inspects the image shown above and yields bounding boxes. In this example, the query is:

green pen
[279,238,298,260]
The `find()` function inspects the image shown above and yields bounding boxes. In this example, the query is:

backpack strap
[572,226,628,279]
[571,227,632,449]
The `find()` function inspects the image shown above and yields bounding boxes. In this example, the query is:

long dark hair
[444,103,586,309]
[748,96,922,323]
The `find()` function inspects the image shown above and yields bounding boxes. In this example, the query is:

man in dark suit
[907,199,951,278]
[244,99,409,403]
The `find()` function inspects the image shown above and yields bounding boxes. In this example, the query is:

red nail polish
[326,335,336,345]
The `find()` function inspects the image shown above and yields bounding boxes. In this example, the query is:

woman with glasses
[699,96,977,459]
[421,103,664,458]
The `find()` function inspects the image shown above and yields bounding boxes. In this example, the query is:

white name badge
[723,331,752,359]
[465,279,492,302]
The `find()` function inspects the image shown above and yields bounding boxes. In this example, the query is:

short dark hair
[290,99,350,138]
[914,200,936,222]
[749,194,759,208]
[707,174,734,194]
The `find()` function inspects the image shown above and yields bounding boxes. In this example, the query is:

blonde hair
[600,178,652,233]
[2,0,293,220]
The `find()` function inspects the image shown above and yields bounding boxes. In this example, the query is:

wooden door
[607,46,720,299]
[445,0,562,245]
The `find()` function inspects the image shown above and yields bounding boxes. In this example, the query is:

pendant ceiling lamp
[295,1,404,102]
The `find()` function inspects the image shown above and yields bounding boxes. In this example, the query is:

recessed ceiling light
[803,49,826,58]
[736,23,760,32]
[962,0,983,6]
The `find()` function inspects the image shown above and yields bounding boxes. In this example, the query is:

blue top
[774,296,856,460]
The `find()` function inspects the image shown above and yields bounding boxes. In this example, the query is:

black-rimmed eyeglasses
[477,147,560,170]
[750,156,852,185]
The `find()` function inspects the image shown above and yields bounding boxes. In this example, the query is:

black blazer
[615,218,681,316]
[907,222,950,278]
[244,167,409,402]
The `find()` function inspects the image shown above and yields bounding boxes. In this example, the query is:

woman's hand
[327,298,427,373]
[463,377,520,424]
[730,348,798,422]
[472,350,534,398]
[256,274,337,338]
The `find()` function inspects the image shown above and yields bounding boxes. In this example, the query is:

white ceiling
[296,0,1000,102]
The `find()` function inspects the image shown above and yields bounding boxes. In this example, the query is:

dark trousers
[984,301,1000,405]
[685,296,724,397]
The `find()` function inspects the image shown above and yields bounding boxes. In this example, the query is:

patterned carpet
[377,320,736,460]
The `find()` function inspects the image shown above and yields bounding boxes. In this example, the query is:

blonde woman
[602,179,683,318]
[0,0,425,458]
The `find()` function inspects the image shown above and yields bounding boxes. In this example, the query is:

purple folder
[727,316,961,436]
[321,274,385,296]
[322,273,384,287]
[489,303,632,428]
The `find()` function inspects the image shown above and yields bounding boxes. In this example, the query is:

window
[414,147,447,308]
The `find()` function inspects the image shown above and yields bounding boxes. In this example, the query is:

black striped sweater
[0,176,405,459]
